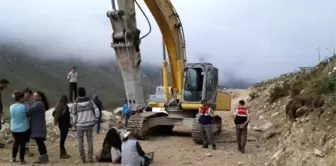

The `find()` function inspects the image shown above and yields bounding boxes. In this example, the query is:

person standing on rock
[122,100,131,129]
[28,91,50,164]
[71,87,100,163]
[92,94,103,134]
[67,66,78,102]
[198,99,216,150]
[233,100,250,154]
[52,95,71,159]
[10,91,30,164]
[0,79,9,148]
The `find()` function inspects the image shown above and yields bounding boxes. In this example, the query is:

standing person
[233,100,250,154]
[198,99,216,150]
[23,88,34,106]
[71,87,100,163]
[67,66,78,102]
[92,94,103,134]
[22,88,33,153]
[120,131,154,166]
[122,100,131,129]
[52,95,71,159]
[10,91,30,164]
[28,91,49,164]
[0,79,9,148]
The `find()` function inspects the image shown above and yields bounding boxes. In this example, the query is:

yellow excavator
[107,0,231,144]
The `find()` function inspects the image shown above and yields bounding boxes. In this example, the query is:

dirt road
[0,89,268,166]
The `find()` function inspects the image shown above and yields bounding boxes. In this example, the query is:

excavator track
[191,115,222,144]
[127,112,169,140]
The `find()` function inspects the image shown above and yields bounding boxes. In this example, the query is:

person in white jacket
[70,87,100,163]
[67,66,78,102]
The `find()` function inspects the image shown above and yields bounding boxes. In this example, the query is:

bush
[249,92,258,100]
[268,85,288,103]
[326,76,336,93]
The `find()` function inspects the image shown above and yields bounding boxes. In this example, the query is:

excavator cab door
[204,66,218,106]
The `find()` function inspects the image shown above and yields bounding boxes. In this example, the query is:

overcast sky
[0,0,335,82]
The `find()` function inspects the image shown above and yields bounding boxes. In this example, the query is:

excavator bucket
[215,90,232,111]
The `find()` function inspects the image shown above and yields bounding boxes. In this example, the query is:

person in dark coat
[96,128,122,163]
[52,95,71,159]
[28,91,49,164]
[92,94,103,134]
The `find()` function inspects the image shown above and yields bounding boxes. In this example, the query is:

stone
[295,106,309,118]
[313,149,325,157]
[238,161,244,165]
[254,122,273,132]
[205,153,212,157]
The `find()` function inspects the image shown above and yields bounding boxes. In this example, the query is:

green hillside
[0,44,161,112]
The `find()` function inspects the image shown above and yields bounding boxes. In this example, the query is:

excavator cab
[183,63,218,108]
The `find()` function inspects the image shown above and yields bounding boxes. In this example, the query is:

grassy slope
[0,44,161,117]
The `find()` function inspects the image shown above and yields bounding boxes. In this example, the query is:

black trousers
[236,125,248,150]
[59,126,69,153]
[69,82,77,102]
[12,130,29,161]
[34,137,47,155]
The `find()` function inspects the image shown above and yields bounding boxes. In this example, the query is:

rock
[313,149,325,157]
[113,107,122,114]
[205,153,212,157]
[295,106,309,118]
[254,122,273,132]
[271,148,284,163]
[319,132,327,146]
[101,110,115,122]
[238,161,244,165]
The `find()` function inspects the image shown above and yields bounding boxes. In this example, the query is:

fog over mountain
[0,0,335,86]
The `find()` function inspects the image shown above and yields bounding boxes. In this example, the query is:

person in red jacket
[233,100,250,153]
[198,99,216,150]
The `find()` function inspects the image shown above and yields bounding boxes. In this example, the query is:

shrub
[326,76,336,93]
[268,85,288,103]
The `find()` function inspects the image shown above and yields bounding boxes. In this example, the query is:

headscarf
[102,128,122,151]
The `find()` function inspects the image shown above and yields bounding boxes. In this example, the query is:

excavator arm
[143,0,186,103]
[107,0,186,107]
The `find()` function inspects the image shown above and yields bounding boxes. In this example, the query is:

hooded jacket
[71,96,100,129]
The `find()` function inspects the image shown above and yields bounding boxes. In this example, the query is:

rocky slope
[247,54,336,166]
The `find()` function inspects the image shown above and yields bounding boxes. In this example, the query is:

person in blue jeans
[10,91,30,164]
[122,100,131,128]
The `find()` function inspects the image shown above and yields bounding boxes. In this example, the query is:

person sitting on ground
[28,91,50,164]
[232,100,250,154]
[71,87,100,163]
[122,100,131,128]
[120,130,154,166]
[10,91,30,164]
[96,128,122,163]
[52,95,71,159]
[92,94,103,134]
